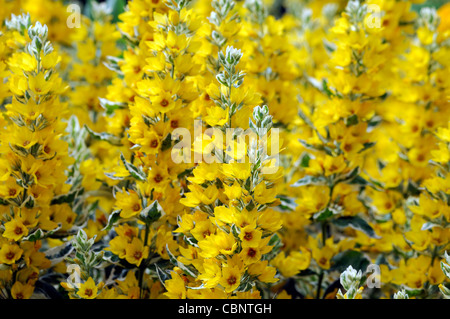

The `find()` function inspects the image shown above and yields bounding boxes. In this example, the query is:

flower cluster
[0,0,449,300]
[0,13,73,299]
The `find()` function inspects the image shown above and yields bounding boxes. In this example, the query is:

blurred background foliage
[412,0,449,11]
[76,0,450,22]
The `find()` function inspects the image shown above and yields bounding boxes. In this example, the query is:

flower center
[170,120,179,128]
[84,289,93,297]
[160,99,169,107]
[150,139,159,148]
[134,251,143,260]
[247,248,257,258]
[154,174,163,183]
[227,276,237,286]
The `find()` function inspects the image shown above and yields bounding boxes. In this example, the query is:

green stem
[316,184,334,299]
[138,223,151,299]
[316,271,324,299]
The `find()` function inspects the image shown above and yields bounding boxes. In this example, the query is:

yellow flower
[11,281,34,299]
[253,182,278,205]
[150,90,181,114]
[180,184,219,207]
[125,237,149,266]
[197,259,222,288]
[28,72,53,95]
[271,248,311,277]
[3,219,29,241]
[115,190,142,219]
[107,236,129,259]
[205,106,229,127]
[417,27,434,46]
[77,277,99,299]
[219,265,241,293]
[164,272,187,299]
[0,243,23,265]
[221,162,251,180]
[198,231,236,258]
[247,260,279,283]
[238,224,262,248]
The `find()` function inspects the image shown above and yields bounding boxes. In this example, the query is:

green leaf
[298,139,334,156]
[262,233,283,261]
[51,187,84,205]
[358,142,376,154]
[332,216,381,238]
[348,175,369,186]
[300,153,311,168]
[85,125,122,146]
[404,289,423,297]
[102,210,121,231]
[44,242,74,267]
[231,224,240,237]
[23,228,45,241]
[268,233,281,246]
[166,244,179,266]
[314,207,333,221]
[296,268,317,277]
[106,0,126,23]
[99,98,126,115]
[335,166,360,184]
[155,264,170,288]
[330,250,370,272]
[277,195,296,211]
[166,244,198,278]
[321,79,335,98]
[421,222,440,231]
[160,133,172,152]
[83,0,94,19]
[345,114,358,126]
[120,153,146,181]
[104,172,125,180]
[139,200,163,224]
[291,175,327,187]
[9,143,29,157]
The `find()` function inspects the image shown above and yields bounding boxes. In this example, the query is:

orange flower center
[160,99,169,107]
[154,174,163,183]
[150,140,159,148]
[170,120,179,128]
[247,248,257,258]
[134,251,143,260]
[227,276,237,286]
